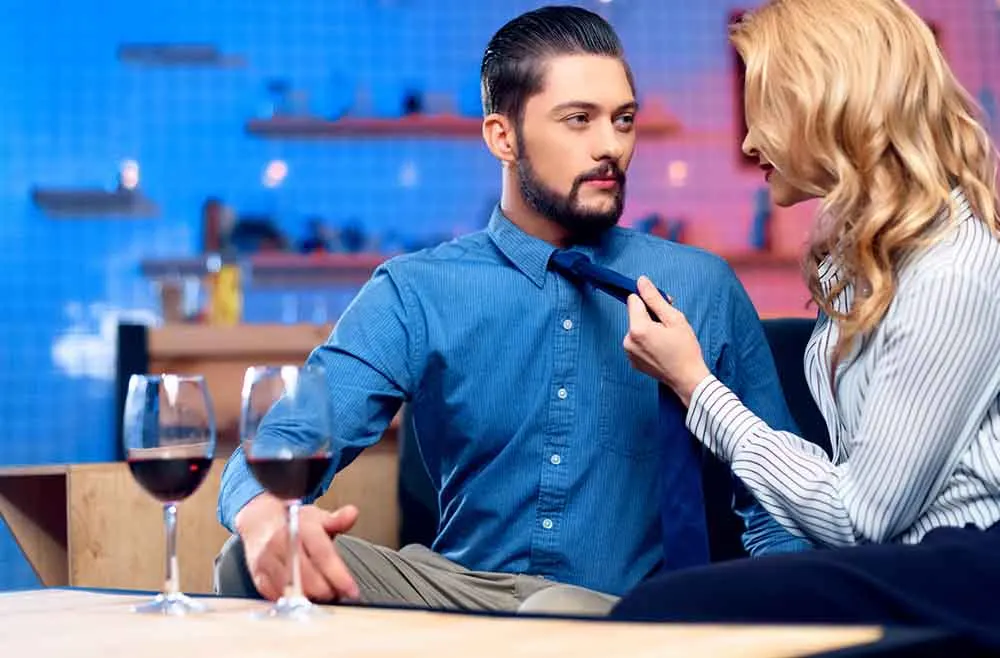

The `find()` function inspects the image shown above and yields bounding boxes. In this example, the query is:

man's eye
[615,114,636,130]
[565,114,589,126]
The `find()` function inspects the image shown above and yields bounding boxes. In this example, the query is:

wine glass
[122,374,216,615]
[240,364,334,620]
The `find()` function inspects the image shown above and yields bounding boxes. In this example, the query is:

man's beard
[516,142,626,245]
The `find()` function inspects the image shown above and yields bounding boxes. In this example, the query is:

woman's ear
[482,113,517,163]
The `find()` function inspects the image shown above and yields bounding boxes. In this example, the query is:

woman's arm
[687,272,1000,546]
[709,266,816,555]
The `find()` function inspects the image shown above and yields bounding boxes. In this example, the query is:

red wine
[128,457,212,503]
[247,455,333,500]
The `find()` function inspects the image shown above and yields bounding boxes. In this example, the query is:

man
[215,5,809,616]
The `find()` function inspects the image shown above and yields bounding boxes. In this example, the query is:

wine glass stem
[163,503,180,597]
[285,500,304,600]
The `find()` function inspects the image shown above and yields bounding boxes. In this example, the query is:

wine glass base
[255,595,325,621]
[132,592,208,616]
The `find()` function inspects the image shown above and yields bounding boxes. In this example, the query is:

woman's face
[742,127,817,207]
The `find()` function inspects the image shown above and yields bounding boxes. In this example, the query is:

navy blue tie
[548,249,711,571]
[549,250,665,313]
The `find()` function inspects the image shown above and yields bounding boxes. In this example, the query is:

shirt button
[542,518,554,530]
[550,454,561,465]
[562,318,573,331]
[557,387,568,400]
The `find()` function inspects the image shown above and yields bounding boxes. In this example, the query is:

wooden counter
[0,439,398,594]
[146,323,339,452]
[0,322,402,593]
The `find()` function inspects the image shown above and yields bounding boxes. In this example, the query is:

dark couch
[397,316,830,556]
[761,317,830,457]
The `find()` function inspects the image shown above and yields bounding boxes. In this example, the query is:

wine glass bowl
[241,364,333,620]
[123,373,216,616]
[245,452,333,502]
[127,444,212,503]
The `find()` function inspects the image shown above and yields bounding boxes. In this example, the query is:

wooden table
[0,589,882,658]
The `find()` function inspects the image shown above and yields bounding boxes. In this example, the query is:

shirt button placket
[534,278,578,577]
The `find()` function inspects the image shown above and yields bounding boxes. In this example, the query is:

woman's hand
[624,276,712,405]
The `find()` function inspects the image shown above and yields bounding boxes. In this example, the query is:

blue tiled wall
[1,0,997,589]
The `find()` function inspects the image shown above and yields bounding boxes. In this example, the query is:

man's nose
[594,121,626,162]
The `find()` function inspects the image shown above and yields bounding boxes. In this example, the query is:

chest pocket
[597,364,664,458]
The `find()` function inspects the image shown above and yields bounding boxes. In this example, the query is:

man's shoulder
[378,230,496,276]
[611,228,738,282]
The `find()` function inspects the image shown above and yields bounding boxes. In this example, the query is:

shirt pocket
[597,365,664,458]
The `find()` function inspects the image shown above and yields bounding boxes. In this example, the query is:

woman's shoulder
[898,195,1000,293]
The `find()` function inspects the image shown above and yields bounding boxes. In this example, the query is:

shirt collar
[487,205,618,287]
[486,206,558,288]
[817,254,843,299]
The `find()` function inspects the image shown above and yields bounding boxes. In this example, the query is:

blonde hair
[731,0,1000,363]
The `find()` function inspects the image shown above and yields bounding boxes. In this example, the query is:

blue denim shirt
[218,207,810,596]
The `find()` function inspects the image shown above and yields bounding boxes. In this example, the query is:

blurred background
[1,0,998,590]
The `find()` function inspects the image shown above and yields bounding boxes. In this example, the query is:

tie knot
[549,249,593,277]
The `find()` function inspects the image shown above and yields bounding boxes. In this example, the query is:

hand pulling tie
[548,250,672,320]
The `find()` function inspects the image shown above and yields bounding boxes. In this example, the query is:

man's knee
[213,534,263,599]
[517,584,619,617]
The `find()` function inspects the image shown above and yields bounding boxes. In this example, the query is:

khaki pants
[214,534,618,616]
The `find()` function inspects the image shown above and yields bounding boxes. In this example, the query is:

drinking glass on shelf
[240,364,333,620]
[122,374,216,615]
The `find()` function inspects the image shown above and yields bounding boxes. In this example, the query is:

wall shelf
[31,187,159,219]
[140,252,389,287]
[245,114,682,139]
[116,43,246,68]
[722,251,802,269]
[141,249,802,288]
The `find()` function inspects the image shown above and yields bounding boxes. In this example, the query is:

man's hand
[235,493,361,602]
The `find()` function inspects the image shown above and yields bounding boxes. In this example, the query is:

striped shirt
[687,189,1000,547]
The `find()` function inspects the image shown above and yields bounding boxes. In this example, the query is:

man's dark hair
[480,5,633,124]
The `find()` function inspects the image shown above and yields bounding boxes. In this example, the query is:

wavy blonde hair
[731,0,1000,363]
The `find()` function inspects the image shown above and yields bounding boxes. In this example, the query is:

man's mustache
[575,163,626,186]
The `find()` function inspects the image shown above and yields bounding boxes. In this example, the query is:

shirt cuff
[685,374,762,461]
[217,456,266,534]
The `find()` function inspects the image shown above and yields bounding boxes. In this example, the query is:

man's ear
[482,113,518,163]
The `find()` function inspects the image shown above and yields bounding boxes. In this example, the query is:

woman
[612,0,1000,646]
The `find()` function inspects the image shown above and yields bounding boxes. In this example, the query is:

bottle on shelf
[748,186,773,252]
[204,254,243,327]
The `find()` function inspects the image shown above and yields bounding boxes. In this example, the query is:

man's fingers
[302,521,361,601]
[297,550,336,601]
[320,505,359,535]
[251,552,286,601]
